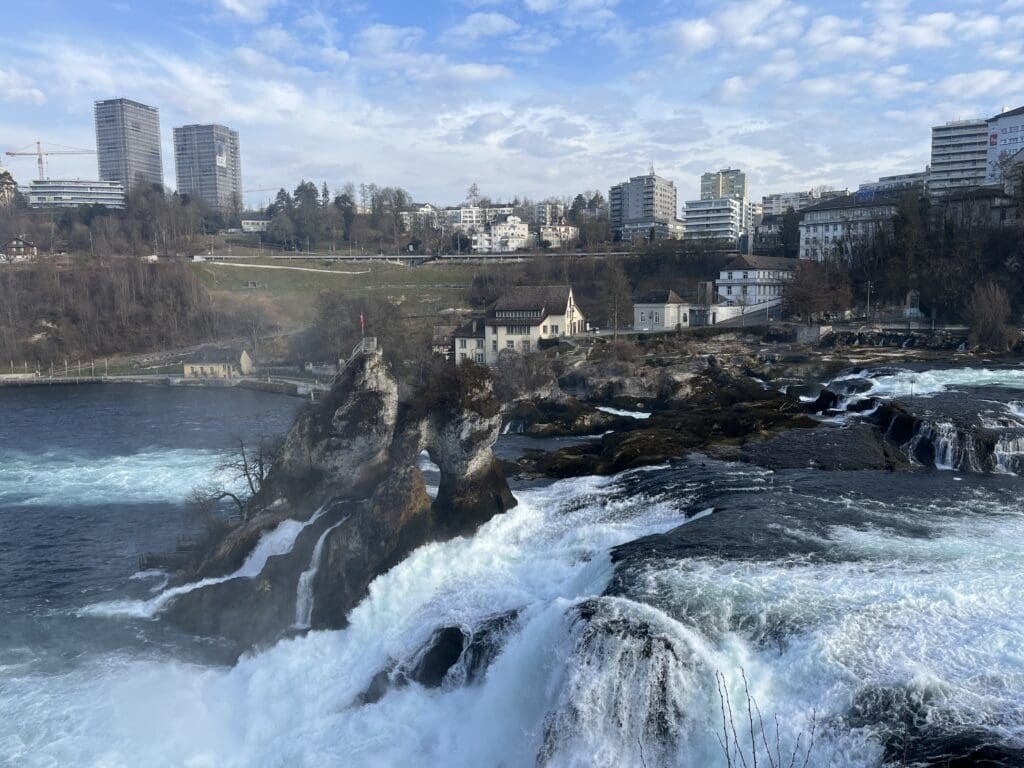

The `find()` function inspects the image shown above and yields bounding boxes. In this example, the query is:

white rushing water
[0,448,236,507]
[595,406,652,420]
[834,367,1024,401]
[293,514,350,629]
[79,506,328,620]
[6,464,1024,766]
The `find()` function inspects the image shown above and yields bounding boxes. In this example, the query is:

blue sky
[1,0,1023,207]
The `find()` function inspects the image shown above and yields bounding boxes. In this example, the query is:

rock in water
[164,353,516,646]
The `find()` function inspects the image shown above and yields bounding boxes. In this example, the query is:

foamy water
[0,448,237,507]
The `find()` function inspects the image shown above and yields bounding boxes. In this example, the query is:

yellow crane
[5,141,96,181]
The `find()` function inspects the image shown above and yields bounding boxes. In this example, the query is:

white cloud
[669,18,718,54]
[252,24,298,53]
[0,68,45,105]
[448,12,521,41]
[213,0,280,23]
[938,69,1011,99]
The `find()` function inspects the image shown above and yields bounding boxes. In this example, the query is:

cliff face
[165,352,516,646]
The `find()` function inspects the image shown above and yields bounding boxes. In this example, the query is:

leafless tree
[965,280,1018,351]
[188,436,283,525]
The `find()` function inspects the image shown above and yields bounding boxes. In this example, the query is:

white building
[858,170,929,196]
[27,179,125,209]
[798,194,899,261]
[987,105,1024,184]
[716,255,795,309]
[241,218,270,233]
[399,203,445,232]
[472,215,532,253]
[930,119,988,197]
[447,205,515,232]
[633,290,695,330]
[534,201,565,226]
[539,222,579,249]
[682,197,744,243]
[762,191,814,217]
[470,285,584,365]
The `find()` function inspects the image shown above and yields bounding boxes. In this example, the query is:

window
[542,325,548,333]
[522,340,531,352]
[476,339,483,349]
[551,324,559,335]
[506,340,514,349]
[639,312,645,322]
[475,353,485,363]
[492,340,498,351]
[459,339,467,349]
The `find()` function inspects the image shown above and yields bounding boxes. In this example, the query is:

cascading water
[294,514,350,628]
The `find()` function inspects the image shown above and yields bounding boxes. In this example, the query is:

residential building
[0,236,38,263]
[753,213,784,250]
[682,197,744,244]
[987,105,1024,184]
[173,124,242,213]
[934,186,1022,229]
[446,205,515,232]
[701,168,748,201]
[762,191,814,217]
[241,218,271,233]
[609,169,682,241]
[472,215,532,253]
[27,179,126,209]
[475,285,584,365]
[452,319,486,365]
[930,119,988,197]
[431,325,457,360]
[716,255,795,309]
[857,170,929,196]
[94,98,164,191]
[798,194,899,261]
[539,222,579,249]
[534,201,565,226]
[182,348,254,379]
[399,203,445,232]
[633,290,695,331]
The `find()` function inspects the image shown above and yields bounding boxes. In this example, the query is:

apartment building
[701,168,748,201]
[539,222,579,249]
[929,119,988,197]
[173,124,242,212]
[609,169,681,241]
[94,98,164,190]
[798,194,899,261]
[987,105,1024,184]
[682,197,744,244]
[27,179,126,209]
[471,215,532,253]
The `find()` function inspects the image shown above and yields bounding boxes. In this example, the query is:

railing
[318,337,378,394]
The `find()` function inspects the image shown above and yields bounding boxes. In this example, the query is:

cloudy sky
[2,0,1023,207]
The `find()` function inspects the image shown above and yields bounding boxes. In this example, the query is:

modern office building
[609,169,682,241]
[701,168,748,201]
[986,105,1024,184]
[94,98,164,191]
[857,170,930,196]
[929,119,988,197]
[173,124,242,212]
[682,197,744,244]
[27,179,126,209]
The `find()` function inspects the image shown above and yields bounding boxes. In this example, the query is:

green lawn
[191,258,483,318]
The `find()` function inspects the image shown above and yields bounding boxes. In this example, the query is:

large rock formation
[163,352,516,646]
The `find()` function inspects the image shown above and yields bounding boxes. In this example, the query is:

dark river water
[1,373,1024,767]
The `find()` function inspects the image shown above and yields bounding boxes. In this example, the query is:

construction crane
[5,141,96,181]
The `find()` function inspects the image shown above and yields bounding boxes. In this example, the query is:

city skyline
[1,0,1024,206]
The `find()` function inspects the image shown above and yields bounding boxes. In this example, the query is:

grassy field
[191,258,486,323]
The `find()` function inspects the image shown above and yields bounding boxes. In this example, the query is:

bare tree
[964,280,1018,351]
[604,260,633,339]
[188,436,283,525]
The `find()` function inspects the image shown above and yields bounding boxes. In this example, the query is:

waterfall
[294,514,350,629]
[994,436,1024,476]
[80,505,328,619]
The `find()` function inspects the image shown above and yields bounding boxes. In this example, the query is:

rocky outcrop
[503,398,630,437]
[163,353,516,646]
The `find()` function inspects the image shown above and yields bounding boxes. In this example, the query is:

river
[1,373,1023,766]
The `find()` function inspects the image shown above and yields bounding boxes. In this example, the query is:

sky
[1,0,1023,208]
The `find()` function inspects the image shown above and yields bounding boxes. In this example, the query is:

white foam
[294,514,350,629]
[837,367,1024,401]
[79,507,328,619]
[596,406,652,420]
[0,448,236,507]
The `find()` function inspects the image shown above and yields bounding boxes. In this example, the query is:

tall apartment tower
[94,98,164,191]
[609,168,680,240]
[701,168,748,201]
[929,119,988,197]
[173,124,242,212]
